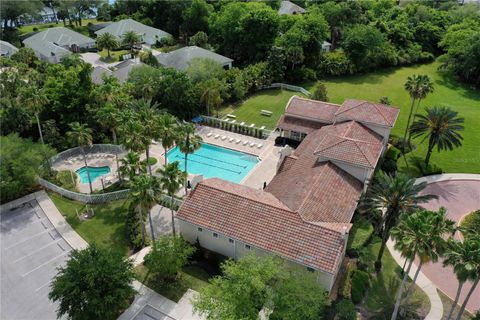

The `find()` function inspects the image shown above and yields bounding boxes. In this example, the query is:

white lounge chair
[240,122,245,126]
[214,134,220,139]
[250,142,255,147]
[229,137,234,142]
[250,124,255,128]
[257,143,263,149]
[235,139,241,144]
[243,141,249,145]
[221,136,227,140]
[207,132,213,137]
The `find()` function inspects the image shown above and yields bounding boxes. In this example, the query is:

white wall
[178,219,336,291]
[362,123,391,143]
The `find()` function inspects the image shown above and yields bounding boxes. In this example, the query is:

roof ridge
[353,139,375,167]
[372,102,393,126]
[335,99,361,115]
[315,134,345,153]
[293,96,341,107]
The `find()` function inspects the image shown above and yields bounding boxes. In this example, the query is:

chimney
[341,226,347,239]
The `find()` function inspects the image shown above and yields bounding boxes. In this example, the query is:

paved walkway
[417,174,480,314]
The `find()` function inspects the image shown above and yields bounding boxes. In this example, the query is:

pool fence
[201,115,273,139]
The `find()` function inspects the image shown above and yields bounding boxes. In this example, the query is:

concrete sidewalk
[387,239,443,320]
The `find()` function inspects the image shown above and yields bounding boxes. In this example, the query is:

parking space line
[3,227,55,250]
[21,250,71,277]
[35,280,53,292]
[12,239,64,263]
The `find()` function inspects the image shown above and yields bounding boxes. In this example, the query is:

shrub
[33,27,38,32]
[388,134,415,154]
[318,50,354,76]
[189,31,209,48]
[334,299,356,320]
[311,82,329,101]
[461,210,480,236]
[351,270,370,304]
[126,204,145,250]
[56,170,78,192]
[379,96,391,105]
[408,156,443,177]
[339,261,355,299]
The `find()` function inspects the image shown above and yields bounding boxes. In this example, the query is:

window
[197,227,203,232]
[229,238,234,244]
[213,233,218,238]
[245,244,251,250]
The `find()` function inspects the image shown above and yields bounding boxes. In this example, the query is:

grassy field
[219,89,306,129]
[347,216,373,250]
[48,192,131,256]
[18,18,101,36]
[98,48,130,62]
[135,264,210,302]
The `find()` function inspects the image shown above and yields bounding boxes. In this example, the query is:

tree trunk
[112,130,121,181]
[391,258,414,320]
[170,196,176,237]
[36,114,45,146]
[407,99,422,146]
[446,281,464,320]
[146,147,152,176]
[455,276,479,320]
[138,206,146,246]
[425,144,434,167]
[376,224,390,271]
[403,98,416,152]
[51,6,58,23]
[148,206,155,242]
[62,18,66,26]
[107,48,111,58]
[404,260,424,305]
[82,148,93,193]
[164,144,168,167]
[184,152,188,194]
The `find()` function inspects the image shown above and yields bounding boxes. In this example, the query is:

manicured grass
[438,290,473,320]
[48,192,131,256]
[347,216,373,250]
[364,238,430,316]
[18,18,101,36]
[98,48,130,62]
[219,89,306,130]
[304,61,480,174]
[135,264,210,302]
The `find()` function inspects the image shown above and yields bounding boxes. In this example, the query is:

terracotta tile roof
[176,178,348,273]
[314,122,384,168]
[285,96,340,123]
[277,155,297,174]
[277,115,327,134]
[336,99,400,127]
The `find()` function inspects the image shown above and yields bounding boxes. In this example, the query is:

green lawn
[98,48,130,62]
[135,264,210,302]
[219,89,306,130]
[48,192,131,256]
[347,216,373,250]
[438,290,473,320]
[304,61,480,174]
[18,18,102,36]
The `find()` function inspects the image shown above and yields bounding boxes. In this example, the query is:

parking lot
[1,199,72,320]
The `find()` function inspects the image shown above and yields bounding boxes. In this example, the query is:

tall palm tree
[410,106,464,166]
[67,122,94,193]
[96,32,118,59]
[158,113,179,167]
[122,31,141,53]
[120,118,149,155]
[178,123,202,194]
[362,172,437,271]
[119,152,146,181]
[96,103,122,179]
[199,79,223,117]
[157,162,186,237]
[131,99,160,176]
[129,175,162,243]
[390,208,455,320]
[403,74,423,151]
[407,75,434,146]
[443,236,480,320]
[21,86,48,146]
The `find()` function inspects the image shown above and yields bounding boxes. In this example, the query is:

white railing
[261,83,311,96]
[201,115,272,139]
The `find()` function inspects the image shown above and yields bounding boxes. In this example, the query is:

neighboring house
[0,41,19,58]
[23,27,95,63]
[95,19,171,45]
[278,0,306,15]
[177,96,399,291]
[91,60,146,85]
[322,41,332,52]
[155,46,233,71]
[88,22,113,33]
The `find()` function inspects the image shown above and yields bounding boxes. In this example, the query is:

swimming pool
[167,143,259,183]
[75,166,111,184]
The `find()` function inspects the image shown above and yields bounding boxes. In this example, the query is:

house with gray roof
[155,46,233,71]
[0,41,19,58]
[23,27,95,63]
[91,60,146,85]
[95,19,171,45]
[278,1,306,15]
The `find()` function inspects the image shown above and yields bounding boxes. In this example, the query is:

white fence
[50,144,125,167]
[201,115,272,139]
[261,83,311,96]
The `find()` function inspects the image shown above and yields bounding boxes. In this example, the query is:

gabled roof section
[278,1,306,15]
[336,99,400,128]
[176,178,348,274]
[23,27,94,47]
[276,115,327,135]
[285,96,340,124]
[314,121,384,168]
[95,19,171,40]
[0,41,19,56]
[91,66,112,85]
[156,46,233,71]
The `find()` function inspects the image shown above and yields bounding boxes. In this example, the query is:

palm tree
[21,86,48,146]
[403,74,423,151]
[96,103,122,179]
[131,99,160,176]
[362,172,437,271]
[120,118,149,156]
[407,75,434,146]
[199,79,223,117]
[129,175,162,243]
[67,123,94,193]
[119,152,146,181]
[178,123,202,194]
[158,113,179,167]
[122,31,141,53]
[410,106,464,167]
[443,236,480,320]
[96,32,118,59]
[157,162,186,236]
[390,209,455,320]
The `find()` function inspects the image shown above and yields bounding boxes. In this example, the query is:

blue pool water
[75,166,111,184]
[167,143,259,183]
